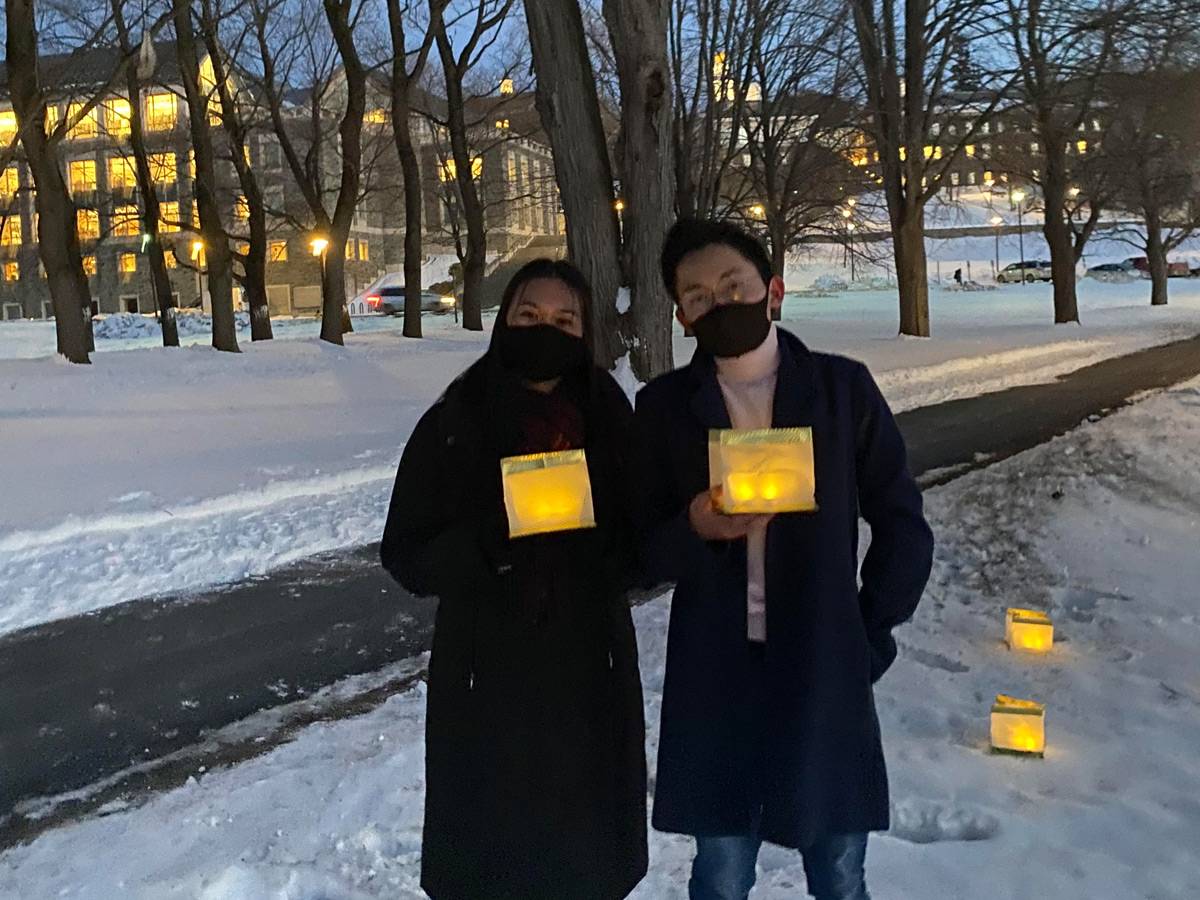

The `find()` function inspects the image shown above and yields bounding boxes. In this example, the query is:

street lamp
[749,203,765,219]
[1011,189,1027,268]
[990,215,1003,278]
[310,234,329,296]
[847,221,857,282]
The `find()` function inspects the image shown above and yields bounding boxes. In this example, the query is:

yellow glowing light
[710,428,817,515]
[614,199,625,212]
[310,236,329,257]
[1012,189,1027,204]
[749,204,765,218]
[1005,608,1054,652]
[990,694,1046,757]
[501,450,596,538]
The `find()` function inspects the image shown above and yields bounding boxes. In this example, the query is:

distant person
[633,219,934,900]
[954,267,963,285]
[381,259,648,899]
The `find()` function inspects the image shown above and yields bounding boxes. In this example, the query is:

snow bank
[3,377,1197,898]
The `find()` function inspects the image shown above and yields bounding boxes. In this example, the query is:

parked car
[1086,262,1137,283]
[1123,256,1191,278]
[996,260,1053,283]
[367,286,457,315]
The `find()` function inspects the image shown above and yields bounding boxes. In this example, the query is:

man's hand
[687,488,772,542]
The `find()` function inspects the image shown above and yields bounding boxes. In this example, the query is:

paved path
[3,333,1198,835]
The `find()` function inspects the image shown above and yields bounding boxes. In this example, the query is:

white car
[996,260,1053,283]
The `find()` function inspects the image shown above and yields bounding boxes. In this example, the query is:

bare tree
[198,0,274,340]
[526,0,676,378]
[111,0,180,347]
[249,0,367,345]
[386,0,442,338]
[174,0,240,351]
[430,0,515,332]
[851,0,1005,336]
[1004,0,1133,324]
[5,0,97,362]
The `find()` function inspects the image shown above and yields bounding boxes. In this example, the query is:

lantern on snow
[990,694,1046,757]
[1005,607,1054,652]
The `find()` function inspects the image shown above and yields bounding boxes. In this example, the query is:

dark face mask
[496,323,588,382]
[691,297,772,358]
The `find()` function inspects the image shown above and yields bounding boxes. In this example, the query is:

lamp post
[310,235,329,308]
[1011,189,1026,270]
[847,222,857,282]
[990,215,1003,279]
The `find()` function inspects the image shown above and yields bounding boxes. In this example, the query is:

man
[633,219,934,900]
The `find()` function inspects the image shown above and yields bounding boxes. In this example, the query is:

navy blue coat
[633,327,933,849]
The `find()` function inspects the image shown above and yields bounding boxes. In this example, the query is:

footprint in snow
[887,798,1000,844]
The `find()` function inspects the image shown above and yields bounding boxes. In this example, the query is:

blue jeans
[689,832,870,900]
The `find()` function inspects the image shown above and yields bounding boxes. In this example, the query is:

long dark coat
[381,355,648,900]
[632,327,934,849]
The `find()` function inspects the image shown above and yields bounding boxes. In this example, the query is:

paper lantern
[1005,608,1054,652]
[990,694,1046,757]
[500,449,596,539]
[708,427,817,514]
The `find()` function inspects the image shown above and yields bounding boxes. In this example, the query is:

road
[2,332,1198,840]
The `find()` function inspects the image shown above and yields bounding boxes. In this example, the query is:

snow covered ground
[3,375,1197,899]
[2,277,1200,637]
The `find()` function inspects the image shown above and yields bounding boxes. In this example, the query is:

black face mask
[691,297,772,358]
[496,323,588,381]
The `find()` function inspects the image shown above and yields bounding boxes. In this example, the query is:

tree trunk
[174,0,238,352]
[388,0,437,340]
[1041,147,1080,324]
[6,0,93,363]
[603,0,677,380]
[320,0,367,345]
[525,0,624,366]
[198,2,271,342]
[113,1,179,348]
[894,210,930,336]
[1145,206,1168,307]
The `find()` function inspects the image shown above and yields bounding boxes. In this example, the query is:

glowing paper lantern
[708,427,817,514]
[990,694,1046,757]
[500,449,596,538]
[1005,608,1054,652]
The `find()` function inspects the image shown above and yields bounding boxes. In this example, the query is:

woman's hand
[687,487,772,542]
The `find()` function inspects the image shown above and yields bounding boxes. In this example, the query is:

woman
[380,259,648,899]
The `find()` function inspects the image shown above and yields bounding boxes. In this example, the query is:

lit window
[234,195,250,220]
[1030,141,1039,154]
[188,149,196,180]
[981,121,990,135]
[995,120,1005,133]
[191,200,200,228]
[113,204,141,237]
[365,108,388,124]
[69,159,97,194]
[163,250,177,268]
[507,154,517,182]
[108,155,137,190]
[0,166,19,199]
[1,216,21,247]
[500,78,515,96]
[268,239,288,262]
[145,93,177,131]
[150,152,176,185]
[439,157,483,181]
[345,240,354,260]
[119,252,137,274]
[948,123,958,136]
[899,146,907,161]
[983,170,994,184]
[158,201,180,233]
[236,240,250,255]
[965,144,976,158]
[1092,118,1101,132]
[923,145,934,160]
[967,171,977,185]
[495,118,510,130]
[0,110,16,142]
[358,240,369,261]
[950,171,960,186]
[83,255,97,275]
[67,103,98,140]
[3,260,17,282]
[77,208,100,241]
[44,105,60,134]
[105,98,132,138]
[1076,139,1087,153]
[934,146,943,159]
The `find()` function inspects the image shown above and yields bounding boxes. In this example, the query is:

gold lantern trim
[708,427,817,515]
[500,449,596,539]
[990,694,1046,757]
[1005,607,1054,652]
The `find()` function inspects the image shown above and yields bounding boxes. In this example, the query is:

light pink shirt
[715,325,780,643]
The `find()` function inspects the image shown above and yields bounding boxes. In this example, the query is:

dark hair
[492,257,594,350]
[660,218,774,301]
